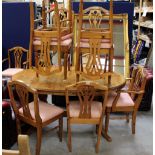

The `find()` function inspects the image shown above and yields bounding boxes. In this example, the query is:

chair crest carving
[77,84,95,118]
[84,7,109,29]
[88,10,102,28]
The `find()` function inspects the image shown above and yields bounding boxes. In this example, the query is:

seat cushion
[2,68,24,78]
[79,41,112,49]
[106,92,135,108]
[19,101,64,123]
[80,38,110,43]
[33,38,72,47]
[69,101,102,118]
[33,33,73,47]
[54,33,73,41]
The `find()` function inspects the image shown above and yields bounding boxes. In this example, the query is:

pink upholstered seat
[53,33,73,41]
[79,41,112,49]
[106,92,135,108]
[69,101,102,118]
[19,101,64,123]
[2,68,24,78]
[80,38,110,43]
[33,33,73,47]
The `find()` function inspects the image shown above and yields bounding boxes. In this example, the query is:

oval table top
[12,68,126,94]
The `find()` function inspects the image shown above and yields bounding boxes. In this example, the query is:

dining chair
[29,0,73,79]
[65,81,108,153]
[2,46,29,78]
[76,0,114,81]
[105,66,147,140]
[2,135,31,155]
[8,80,64,155]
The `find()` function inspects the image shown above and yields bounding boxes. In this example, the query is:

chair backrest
[8,46,29,68]
[129,66,147,100]
[2,135,31,155]
[65,81,108,119]
[51,1,74,34]
[78,0,113,42]
[33,30,60,76]
[8,80,42,125]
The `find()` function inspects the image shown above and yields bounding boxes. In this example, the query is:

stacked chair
[76,0,114,82]
[29,0,74,79]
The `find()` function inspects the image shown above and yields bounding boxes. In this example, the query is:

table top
[12,68,126,94]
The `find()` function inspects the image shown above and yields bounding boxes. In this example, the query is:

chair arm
[125,77,132,81]
[23,61,29,69]
[117,89,144,95]
[34,18,43,23]
[2,58,8,64]
[2,149,20,154]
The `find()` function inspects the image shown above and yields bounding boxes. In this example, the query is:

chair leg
[76,47,80,82]
[36,126,42,155]
[96,122,103,153]
[80,54,83,72]
[126,113,130,123]
[105,112,110,135]
[16,118,21,146]
[16,118,21,135]
[68,52,71,71]
[109,47,114,72]
[67,119,72,152]
[64,52,68,80]
[59,117,63,142]
[96,125,99,134]
[132,111,137,134]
